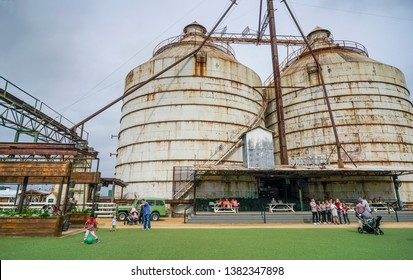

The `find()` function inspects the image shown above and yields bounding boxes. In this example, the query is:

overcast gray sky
[1,0,412,177]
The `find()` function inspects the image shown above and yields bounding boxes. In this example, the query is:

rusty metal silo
[265,27,413,201]
[267,27,413,166]
[116,22,264,199]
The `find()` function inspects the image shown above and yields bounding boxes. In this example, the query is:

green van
[116,198,167,221]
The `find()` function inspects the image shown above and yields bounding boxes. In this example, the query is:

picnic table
[212,203,237,213]
[267,203,295,212]
[370,202,394,212]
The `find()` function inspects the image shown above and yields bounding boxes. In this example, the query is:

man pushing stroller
[355,197,383,235]
[356,197,372,220]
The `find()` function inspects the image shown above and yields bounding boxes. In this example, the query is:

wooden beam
[0,162,72,177]
[0,143,98,157]
[71,172,101,184]
[0,176,66,184]
[0,171,99,184]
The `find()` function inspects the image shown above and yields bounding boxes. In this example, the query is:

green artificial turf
[1,228,412,260]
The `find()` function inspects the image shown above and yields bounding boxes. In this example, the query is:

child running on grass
[83,215,100,243]
[110,215,117,232]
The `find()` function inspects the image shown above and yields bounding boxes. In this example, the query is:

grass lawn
[1,228,412,260]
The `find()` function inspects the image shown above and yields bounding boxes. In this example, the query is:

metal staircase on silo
[173,87,269,200]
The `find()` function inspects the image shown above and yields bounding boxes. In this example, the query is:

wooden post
[17,176,28,213]
[111,179,115,203]
[56,177,65,209]
[61,177,71,214]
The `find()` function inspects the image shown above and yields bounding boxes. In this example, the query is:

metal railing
[0,202,116,218]
[0,76,89,144]
[260,203,267,223]
[265,39,369,84]
[153,35,236,58]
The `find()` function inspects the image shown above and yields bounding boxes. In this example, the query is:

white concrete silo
[116,22,264,199]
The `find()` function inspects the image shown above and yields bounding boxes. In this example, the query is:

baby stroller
[355,213,384,235]
[124,213,138,225]
[124,209,139,225]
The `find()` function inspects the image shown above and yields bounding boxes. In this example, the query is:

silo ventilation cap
[183,21,207,38]
[308,26,331,37]
[306,26,333,47]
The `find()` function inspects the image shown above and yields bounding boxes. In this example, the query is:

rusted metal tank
[267,27,413,166]
[116,22,264,199]
[266,27,413,202]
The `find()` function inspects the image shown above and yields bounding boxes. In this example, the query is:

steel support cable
[61,1,207,115]
[105,0,239,182]
[71,0,238,132]
[268,0,288,165]
[281,0,350,168]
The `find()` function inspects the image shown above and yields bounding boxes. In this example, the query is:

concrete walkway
[60,213,413,237]
[93,217,413,229]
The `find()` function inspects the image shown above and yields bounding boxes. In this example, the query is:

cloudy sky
[1,0,412,178]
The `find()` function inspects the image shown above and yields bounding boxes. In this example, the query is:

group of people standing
[310,198,351,225]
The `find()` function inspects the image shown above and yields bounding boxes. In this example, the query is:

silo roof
[152,22,237,61]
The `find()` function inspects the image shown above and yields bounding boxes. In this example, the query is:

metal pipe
[193,170,197,215]
[267,0,288,165]
[281,0,344,168]
[258,0,263,38]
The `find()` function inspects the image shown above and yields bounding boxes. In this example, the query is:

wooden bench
[213,204,237,213]
[371,203,394,212]
[267,203,295,212]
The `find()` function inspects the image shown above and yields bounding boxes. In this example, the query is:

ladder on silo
[208,86,269,166]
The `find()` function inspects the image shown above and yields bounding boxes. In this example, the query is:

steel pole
[282,0,344,168]
[267,0,288,165]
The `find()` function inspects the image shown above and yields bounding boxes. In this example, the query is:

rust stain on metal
[117,22,263,199]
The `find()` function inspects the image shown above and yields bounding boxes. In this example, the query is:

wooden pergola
[0,143,101,213]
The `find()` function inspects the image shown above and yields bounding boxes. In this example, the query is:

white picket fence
[85,202,117,218]
[0,202,117,218]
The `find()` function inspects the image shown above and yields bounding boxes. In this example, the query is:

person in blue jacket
[141,199,151,230]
